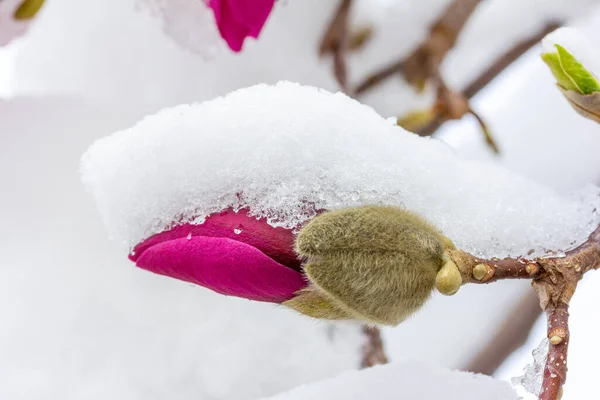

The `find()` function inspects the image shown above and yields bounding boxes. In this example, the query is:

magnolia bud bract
[287,206,456,326]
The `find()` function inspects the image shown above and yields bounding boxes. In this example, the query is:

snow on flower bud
[207,0,275,52]
[288,206,457,326]
[81,82,600,325]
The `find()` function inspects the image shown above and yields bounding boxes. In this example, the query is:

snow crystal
[511,338,549,396]
[263,360,518,400]
[542,27,600,78]
[137,0,222,58]
[81,82,600,258]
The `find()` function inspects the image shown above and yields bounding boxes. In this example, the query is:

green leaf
[555,44,600,94]
[542,44,600,95]
[541,52,579,92]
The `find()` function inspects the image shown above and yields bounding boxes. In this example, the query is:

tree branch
[450,224,600,399]
[448,249,541,284]
[539,304,569,400]
[416,22,561,137]
[355,0,483,95]
[360,326,389,368]
[464,290,541,375]
[319,0,353,94]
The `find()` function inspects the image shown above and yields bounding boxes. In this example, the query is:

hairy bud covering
[286,206,455,326]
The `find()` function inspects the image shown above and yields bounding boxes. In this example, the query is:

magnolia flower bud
[288,206,456,326]
[283,286,352,321]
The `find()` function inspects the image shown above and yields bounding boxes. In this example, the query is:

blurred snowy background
[2,0,600,399]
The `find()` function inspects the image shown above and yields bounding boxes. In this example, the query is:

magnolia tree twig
[360,326,389,368]
[416,22,561,137]
[448,249,542,284]
[319,0,354,94]
[355,0,483,95]
[448,224,600,399]
[464,290,542,375]
[540,304,569,400]
[355,0,499,149]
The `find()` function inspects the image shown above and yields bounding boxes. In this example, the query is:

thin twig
[416,22,561,137]
[539,304,569,400]
[355,60,404,95]
[464,290,541,375]
[360,326,389,368]
[469,109,500,153]
[448,249,541,284]
[463,22,561,99]
[355,0,483,95]
[319,0,353,94]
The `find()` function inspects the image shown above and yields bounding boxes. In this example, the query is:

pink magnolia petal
[136,235,307,303]
[208,0,275,52]
[130,209,301,271]
[209,0,247,51]
[223,0,275,38]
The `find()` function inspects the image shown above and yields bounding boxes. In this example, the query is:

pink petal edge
[208,0,275,52]
[136,235,307,303]
[130,209,301,271]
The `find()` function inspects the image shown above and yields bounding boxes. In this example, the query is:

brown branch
[450,225,600,399]
[355,0,483,95]
[462,22,561,99]
[449,249,541,284]
[539,304,569,400]
[450,225,600,287]
[416,22,561,137]
[360,326,388,368]
[354,60,404,95]
[319,0,353,94]
[464,290,541,375]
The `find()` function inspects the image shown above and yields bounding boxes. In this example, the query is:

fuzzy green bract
[542,44,600,95]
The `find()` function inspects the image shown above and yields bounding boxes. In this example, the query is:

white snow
[511,338,548,396]
[440,8,600,193]
[263,361,518,400]
[542,27,600,78]
[5,1,600,399]
[0,96,365,400]
[83,82,600,259]
[9,0,598,116]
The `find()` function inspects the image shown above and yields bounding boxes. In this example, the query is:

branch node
[549,335,563,346]
[548,327,568,345]
[473,263,494,281]
[526,263,540,276]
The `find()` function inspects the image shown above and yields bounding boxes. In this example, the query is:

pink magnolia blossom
[130,209,308,303]
[208,0,275,52]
